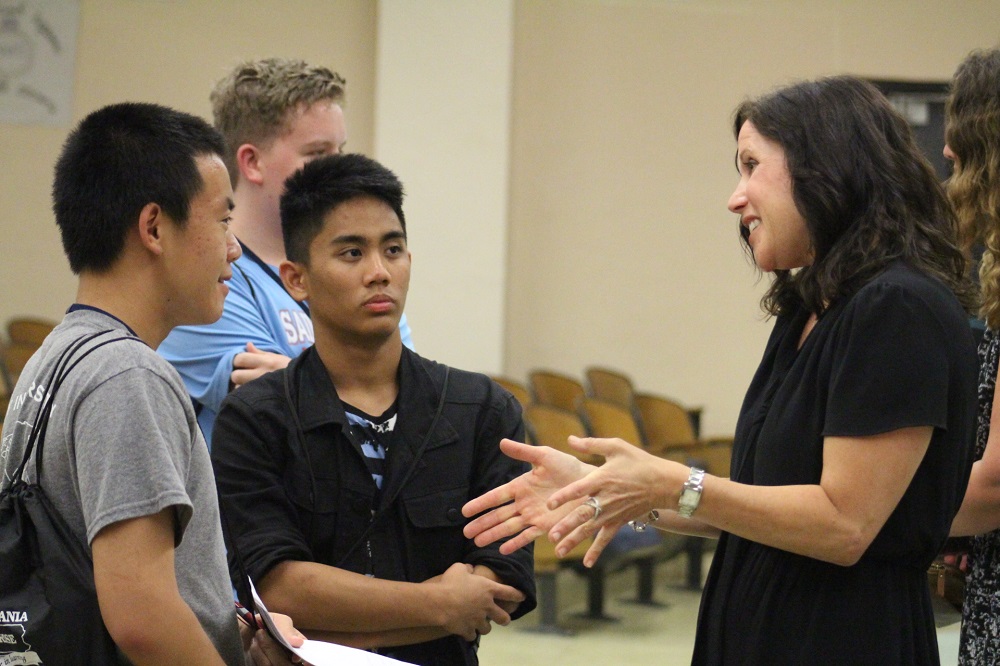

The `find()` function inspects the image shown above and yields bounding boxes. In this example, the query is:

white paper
[249,579,413,665]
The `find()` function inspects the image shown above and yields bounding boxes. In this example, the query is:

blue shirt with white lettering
[158,250,413,444]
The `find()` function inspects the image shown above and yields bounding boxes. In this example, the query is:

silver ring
[584,496,602,521]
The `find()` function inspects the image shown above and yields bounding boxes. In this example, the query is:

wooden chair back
[524,404,597,464]
[1,317,55,399]
[1,342,38,390]
[528,370,585,413]
[578,397,643,446]
[634,392,697,449]
[585,366,635,410]
[7,317,56,347]
[635,392,733,477]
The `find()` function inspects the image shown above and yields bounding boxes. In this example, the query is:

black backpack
[0,331,133,664]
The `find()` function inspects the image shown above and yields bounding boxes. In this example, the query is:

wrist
[677,467,706,519]
[424,581,450,629]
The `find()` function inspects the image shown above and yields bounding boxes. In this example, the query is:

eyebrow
[303,140,335,152]
[331,230,407,245]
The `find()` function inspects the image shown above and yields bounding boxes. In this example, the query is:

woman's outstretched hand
[543,436,680,566]
[462,439,594,554]
[463,436,684,567]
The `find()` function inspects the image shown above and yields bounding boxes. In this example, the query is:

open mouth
[748,220,761,233]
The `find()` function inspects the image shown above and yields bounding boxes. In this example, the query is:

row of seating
[0,316,57,422]
[494,367,732,478]
[490,367,734,632]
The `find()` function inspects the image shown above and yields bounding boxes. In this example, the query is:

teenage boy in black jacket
[211,154,535,666]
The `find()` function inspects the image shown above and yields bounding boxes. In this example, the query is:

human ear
[136,203,165,255]
[279,260,310,302]
[235,143,265,186]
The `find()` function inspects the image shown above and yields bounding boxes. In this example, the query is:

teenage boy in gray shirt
[0,102,303,665]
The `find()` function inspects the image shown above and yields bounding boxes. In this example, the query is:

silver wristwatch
[677,467,706,518]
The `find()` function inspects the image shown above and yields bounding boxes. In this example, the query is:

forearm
[695,475,874,565]
[260,560,447,634]
[307,626,448,649]
[950,460,1000,536]
[645,430,929,566]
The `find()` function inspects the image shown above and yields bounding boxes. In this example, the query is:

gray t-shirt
[0,308,245,665]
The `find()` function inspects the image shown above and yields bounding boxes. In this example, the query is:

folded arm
[259,560,524,645]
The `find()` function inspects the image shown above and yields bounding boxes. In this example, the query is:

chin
[360,324,401,343]
[199,303,226,326]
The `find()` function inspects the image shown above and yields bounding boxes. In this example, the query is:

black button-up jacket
[212,346,536,665]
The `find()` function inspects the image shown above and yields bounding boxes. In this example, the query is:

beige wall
[0,0,377,328]
[505,0,1000,436]
[375,0,514,373]
[2,0,1000,437]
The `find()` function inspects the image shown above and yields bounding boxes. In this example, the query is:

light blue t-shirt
[158,249,413,444]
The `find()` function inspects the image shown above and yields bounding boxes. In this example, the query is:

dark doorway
[871,80,951,181]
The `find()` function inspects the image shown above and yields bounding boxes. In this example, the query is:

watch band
[678,467,706,518]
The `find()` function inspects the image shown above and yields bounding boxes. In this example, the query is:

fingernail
[551,532,561,542]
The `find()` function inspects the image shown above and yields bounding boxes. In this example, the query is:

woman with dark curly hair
[942,47,1000,665]
[462,76,979,665]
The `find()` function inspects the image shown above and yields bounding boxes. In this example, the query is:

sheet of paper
[250,579,413,665]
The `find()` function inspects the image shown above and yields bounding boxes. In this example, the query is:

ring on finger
[584,496,602,521]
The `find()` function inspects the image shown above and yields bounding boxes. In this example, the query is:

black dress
[692,262,978,665]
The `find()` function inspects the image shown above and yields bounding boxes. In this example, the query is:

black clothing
[212,346,536,666]
[693,262,977,665]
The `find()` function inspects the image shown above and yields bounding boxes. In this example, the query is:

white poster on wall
[0,0,79,126]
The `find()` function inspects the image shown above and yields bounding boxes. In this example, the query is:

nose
[365,253,390,285]
[728,179,747,214]
[227,231,242,263]
[943,144,957,163]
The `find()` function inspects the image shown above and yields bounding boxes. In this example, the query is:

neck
[75,269,170,347]
[231,183,285,265]
[316,331,404,416]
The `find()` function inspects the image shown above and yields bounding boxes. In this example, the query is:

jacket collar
[291,345,457,453]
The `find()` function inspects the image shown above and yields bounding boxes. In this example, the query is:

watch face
[679,468,705,517]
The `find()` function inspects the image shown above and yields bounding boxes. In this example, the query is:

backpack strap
[8,331,143,489]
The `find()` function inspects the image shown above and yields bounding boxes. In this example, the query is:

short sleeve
[824,281,954,437]
[74,367,195,545]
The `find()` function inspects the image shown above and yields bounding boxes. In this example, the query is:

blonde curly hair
[946,48,1000,328]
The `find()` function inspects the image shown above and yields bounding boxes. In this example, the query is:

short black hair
[52,102,226,274]
[280,154,405,264]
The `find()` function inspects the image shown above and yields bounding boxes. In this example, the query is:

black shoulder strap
[10,331,141,488]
